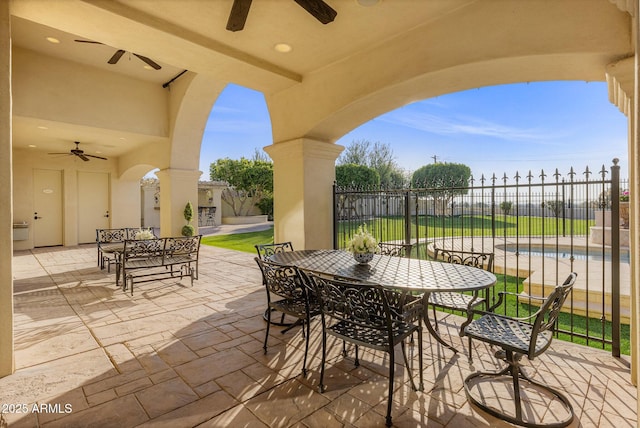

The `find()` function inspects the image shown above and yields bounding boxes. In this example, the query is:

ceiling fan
[226,0,337,32]
[48,142,107,162]
[74,39,162,70]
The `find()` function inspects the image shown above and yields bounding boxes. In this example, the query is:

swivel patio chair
[429,247,495,357]
[377,241,413,258]
[254,257,320,377]
[308,273,424,427]
[463,272,577,428]
[255,242,296,326]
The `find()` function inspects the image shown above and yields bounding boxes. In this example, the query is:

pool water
[501,244,629,264]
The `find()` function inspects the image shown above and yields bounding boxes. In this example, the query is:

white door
[33,169,63,247]
[78,171,110,244]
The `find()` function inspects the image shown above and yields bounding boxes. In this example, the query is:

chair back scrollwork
[433,247,494,272]
[378,242,413,258]
[255,257,306,301]
[255,242,295,260]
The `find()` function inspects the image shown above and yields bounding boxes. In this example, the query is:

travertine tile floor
[1,244,636,427]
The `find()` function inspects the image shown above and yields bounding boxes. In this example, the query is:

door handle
[34,212,41,220]
[104,211,110,218]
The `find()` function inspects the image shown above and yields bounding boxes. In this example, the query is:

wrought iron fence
[334,160,628,356]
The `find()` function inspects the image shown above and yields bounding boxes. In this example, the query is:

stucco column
[0,0,14,377]
[265,139,343,250]
[633,0,640,401]
[155,168,201,237]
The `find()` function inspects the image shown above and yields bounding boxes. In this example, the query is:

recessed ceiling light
[274,43,292,53]
[28,144,37,148]
[143,65,154,70]
[46,37,60,44]
[119,137,126,140]
[95,151,102,154]
[37,126,48,130]
[357,0,380,6]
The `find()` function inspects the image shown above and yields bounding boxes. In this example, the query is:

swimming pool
[499,244,630,264]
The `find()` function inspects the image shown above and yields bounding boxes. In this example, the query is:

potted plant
[346,224,378,265]
[181,201,195,237]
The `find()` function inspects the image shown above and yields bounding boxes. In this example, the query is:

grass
[336,215,594,244]
[201,225,629,355]
[201,227,274,253]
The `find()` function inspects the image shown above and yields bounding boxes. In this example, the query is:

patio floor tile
[0,243,636,427]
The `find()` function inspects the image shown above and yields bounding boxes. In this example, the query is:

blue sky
[200,81,629,181]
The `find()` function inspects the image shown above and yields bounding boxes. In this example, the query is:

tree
[210,158,273,216]
[543,200,565,217]
[500,201,513,215]
[338,139,406,187]
[335,164,380,220]
[411,162,471,216]
[335,164,380,187]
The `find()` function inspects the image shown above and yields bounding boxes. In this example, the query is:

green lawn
[336,215,594,244]
[201,225,629,355]
[201,227,274,253]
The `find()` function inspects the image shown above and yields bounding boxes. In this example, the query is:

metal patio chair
[308,273,424,427]
[429,247,495,356]
[255,242,296,326]
[254,257,320,377]
[96,228,127,271]
[463,272,577,428]
[377,241,413,258]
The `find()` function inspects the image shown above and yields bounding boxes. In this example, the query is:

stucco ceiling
[8,0,633,159]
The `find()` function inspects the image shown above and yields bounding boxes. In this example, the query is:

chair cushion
[464,313,552,356]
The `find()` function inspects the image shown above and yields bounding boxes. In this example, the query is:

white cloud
[377,110,560,142]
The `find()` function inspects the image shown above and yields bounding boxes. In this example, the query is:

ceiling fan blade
[226,0,253,32]
[77,154,90,162]
[74,39,103,44]
[85,154,108,160]
[293,0,336,24]
[108,49,126,64]
[133,53,162,70]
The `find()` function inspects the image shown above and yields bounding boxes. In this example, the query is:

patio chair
[429,247,494,356]
[254,257,320,377]
[255,242,296,326]
[96,228,127,271]
[377,241,413,258]
[308,273,424,428]
[463,272,577,428]
[378,241,421,342]
[255,242,294,260]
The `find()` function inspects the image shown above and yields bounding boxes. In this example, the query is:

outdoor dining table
[269,249,497,353]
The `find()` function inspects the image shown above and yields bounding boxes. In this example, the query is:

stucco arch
[155,72,228,236]
[167,72,227,171]
[267,0,630,144]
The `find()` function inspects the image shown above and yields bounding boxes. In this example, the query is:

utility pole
[431,155,438,164]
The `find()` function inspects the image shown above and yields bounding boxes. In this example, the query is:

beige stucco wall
[12,148,141,250]
[0,0,13,377]
[12,47,169,137]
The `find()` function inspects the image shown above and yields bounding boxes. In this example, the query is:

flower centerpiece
[134,228,155,240]
[346,224,378,265]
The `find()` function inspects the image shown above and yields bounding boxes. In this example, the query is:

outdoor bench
[117,235,201,296]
